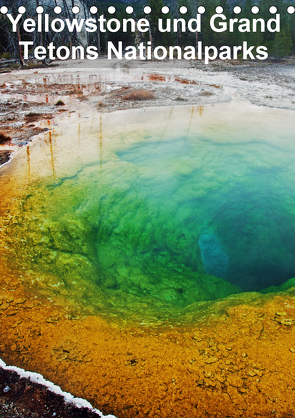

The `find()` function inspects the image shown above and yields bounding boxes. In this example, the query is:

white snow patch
[0,358,117,418]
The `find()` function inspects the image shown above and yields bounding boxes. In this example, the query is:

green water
[4,103,295,318]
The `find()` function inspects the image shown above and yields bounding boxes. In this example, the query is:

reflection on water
[1,102,295,321]
[48,131,55,176]
[26,145,30,178]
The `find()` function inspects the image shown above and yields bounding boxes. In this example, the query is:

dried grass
[200,91,214,96]
[25,112,42,117]
[122,90,156,101]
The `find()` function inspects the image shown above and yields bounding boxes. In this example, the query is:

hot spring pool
[2,102,295,321]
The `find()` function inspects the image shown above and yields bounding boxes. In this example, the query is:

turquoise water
[117,136,295,292]
[4,103,295,314]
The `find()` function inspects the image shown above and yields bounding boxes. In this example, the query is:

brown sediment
[0,150,12,166]
[145,74,198,85]
[0,103,60,147]
[2,125,50,146]
[0,78,101,150]
[1,82,101,99]
[0,132,12,144]
[24,113,54,122]
[144,74,222,89]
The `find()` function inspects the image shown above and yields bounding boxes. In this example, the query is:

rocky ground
[0,366,103,418]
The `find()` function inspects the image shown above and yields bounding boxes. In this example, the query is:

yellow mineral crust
[1,260,295,417]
